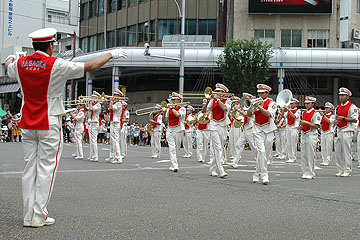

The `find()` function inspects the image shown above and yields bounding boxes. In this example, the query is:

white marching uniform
[335,102,358,175]
[275,116,286,159]
[151,113,163,158]
[74,109,86,159]
[120,109,129,158]
[109,101,123,162]
[89,102,101,160]
[196,121,210,162]
[228,119,242,158]
[207,98,231,176]
[300,109,321,178]
[253,98,277,181]
[7,50,84,224]
[320,113,335,165]
[357,116,360,167]
[284,109,301,163]
[166,106,186,170]
[183,114,195,157]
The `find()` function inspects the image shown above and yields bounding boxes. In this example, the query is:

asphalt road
[1,142,360,240]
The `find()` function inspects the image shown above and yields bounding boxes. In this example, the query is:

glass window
[80,38,88,53]
[122,0,127,8]
[107,31,116,48]
[198,19,216,40]
[308,30,329,48]
[117,28,126,46]
[138,22,148,43]
[129,0,137,7]
[281,29,301,47]
[150,20,155,41]
[307,76,328,89]
[186,19,196,35]
[98,0,104,15]
[89,35,96,52]
[97,33,105,50]
[127,25,137,45]
[254,29,275,45]
[292,30,301,47]
[107,0,116,13]
[158,19,176,40]
[358,0,360,13]
[81,3,89,20]
[90,0,96,18]
[198,20,207,35]
[208,20,216,40]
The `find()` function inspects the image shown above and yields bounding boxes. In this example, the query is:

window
[89,35,96,52]
[89,0,97,18]
[308,30,329,48]
[129,0,137,7]
[122,0,127,8]
[81,3,89,20]
[98,0,104,15]
[107,31,116,48]
[281,29,302,47]
[80,37,88,53]
[198,19,217,40]
[117,28,126,46]
[107,0,116,13]
[47,10,68,24]
[358,0,360,13]
[307,76,328,89]
[150,20,155,41]
[97,33,105,50]
[158,19,176,40]
[138,22,148,43]
[127,25,137,45]
[254,29,275,45]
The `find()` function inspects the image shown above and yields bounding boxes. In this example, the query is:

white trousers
[253,131,270,179]
[209,125,227,175]
[357,130,360,165]
[151,131,162,157]
[196,129,210,161]
[166,130,183,169]
[265,132,274,164]
[321,131,334,164]
[183,130,193,156]
[89,122,99,160]
[74,127,84,158]
[109,123,122,161]
[275,129,286,158]
[301,133,317,177]
[335,130,353,174]
[120,127,127,158]
[229,126,241,158]
[21,117,63,223]
[233,127,257,164]
[286,127,298,162]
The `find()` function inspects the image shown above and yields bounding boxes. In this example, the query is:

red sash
[185,115,190,129]
[337,102,352,129]
[321,113,333,132]
[211,99,227,122]
[168,106,181,127]
[244,116,249,126]
[254,98,272,127]
[17,53,57,130]
[120,109,126,129]
[152,113,161,129]
[302,109,316,133]
[358,114,360,127]
[287,109,298,126]
[109,101,120,122]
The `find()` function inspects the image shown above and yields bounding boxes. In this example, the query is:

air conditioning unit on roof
[353,29,360,40]
[353,43,360,49]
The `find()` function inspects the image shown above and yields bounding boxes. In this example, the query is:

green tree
[217,39,273,96]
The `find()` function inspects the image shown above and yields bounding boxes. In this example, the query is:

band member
[274,110,286,160]
[228,97,242,160]
[282,98,301,163]
[248,84,277,184]
[202,83,231,178]
[150,104,163,158]
[183,105,195,158]
[319,102,335,166]
[335,88,358,177]
[70,102,86,160]
[120,102,129,159]
[300,96,321,179]
[196,99,210,163]
[88,91,102,162]
[165,92,186,172]
[4,27,127,227]
[228,93,258,168]
[105,89,123,164]
[357,110,360,169]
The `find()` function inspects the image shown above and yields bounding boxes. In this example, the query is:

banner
[249,0,333,14]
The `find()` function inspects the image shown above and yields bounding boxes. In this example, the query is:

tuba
[197,112,210,124]
[276,89,293,109]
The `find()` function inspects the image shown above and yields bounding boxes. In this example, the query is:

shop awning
[0,83,20,93]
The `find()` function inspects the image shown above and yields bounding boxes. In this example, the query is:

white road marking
[156,160,170,163]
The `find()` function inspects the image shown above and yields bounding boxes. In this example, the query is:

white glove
[5,55,16,62]
[109,48,128,59]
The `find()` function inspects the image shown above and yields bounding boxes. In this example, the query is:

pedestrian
[2,109,13,142]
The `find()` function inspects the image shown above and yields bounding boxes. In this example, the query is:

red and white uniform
[335,101,358,174]
[151,113,163,158]
[74,109,86,159]
[228,117,242,159]
[275,113,287,159]
[284,108,301,162]
[357,114,360,168]
[320,112,335,165]
[253,98,277,180]
[196,118,211,162]
[166,106,186,170]
[120,108,129,158]
[88,102,102,161]
[206,98,231,176]
[109,101,123,162]
[301,108,321,178]
[7,50,84,224]
[183,114,195,157]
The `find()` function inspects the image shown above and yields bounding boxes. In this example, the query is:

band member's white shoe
[262,176,269,185]
[219,172,228,178]
[151,155,157,158]
[72,154,76,157]
[105,157,113,162]
[252,176,260,183]
[229,156,234,159]
[31,217,55,228]
[228,162,239,169]
[358,165,360,169]
[75,156,83,160]
[340,172,351,177]
[210,171,218,177]
[91,158,98,162]
[335,172,343,177]
[169,167,178,172]
[23,221,32,227]
[286,159,296,163]
[320,162,330,166]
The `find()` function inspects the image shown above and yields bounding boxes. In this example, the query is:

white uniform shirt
[75,110,85,129]
[285,108,301,129]
[338,102,358,132]
[206,99,231,130]
[253,98,277,134]
[111,101,123,123]
[7,51,84,118]
[122,110,130,127]
[153,114,163,132]
[89,103,101,123]
[302,108,321,135]
[166,107,186,133]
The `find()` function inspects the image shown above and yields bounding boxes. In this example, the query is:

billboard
[249,0,333,14]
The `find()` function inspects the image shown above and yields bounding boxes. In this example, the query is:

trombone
[183,87,234,100]
[135,106,160,116]
[101,92,129,102]
[160,101,190,111]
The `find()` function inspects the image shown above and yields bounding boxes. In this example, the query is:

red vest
[185,115,192,129]
[17,53,57,130]
[211,99,227,122]
[302,109,316,133]
[168,106,181,127]
[244,116,249,126]
[120,109,126,129]
[337,102,352,129]
[358,114,360,128]
[198,121,208,130]
[254,98,272,127]
[321,113,333,132]
[152,113,161,129]
[287,109,298,126]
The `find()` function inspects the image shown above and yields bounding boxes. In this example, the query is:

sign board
[249,0,333,14]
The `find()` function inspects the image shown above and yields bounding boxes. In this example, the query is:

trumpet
[239,97,263,112]
[160,101,190,111]
[183,87,234,100]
